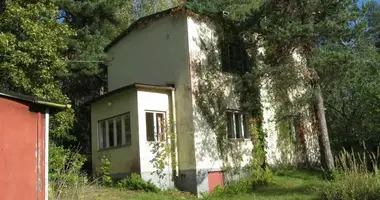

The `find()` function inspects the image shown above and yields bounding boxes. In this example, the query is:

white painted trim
[45,108,49,200]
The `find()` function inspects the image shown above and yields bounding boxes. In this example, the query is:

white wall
[107,12,198,193]
[137,89,174,189]
[187,16,253,195]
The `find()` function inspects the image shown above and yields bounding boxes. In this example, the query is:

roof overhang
[0,90,71,113]
[87,83,175,105]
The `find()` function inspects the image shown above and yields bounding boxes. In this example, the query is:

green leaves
[0,0,75,142]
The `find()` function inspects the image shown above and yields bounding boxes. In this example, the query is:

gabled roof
[0,90,71,112]
[105,6,186,52]
[105,4,219,52]
[87,83,175,105]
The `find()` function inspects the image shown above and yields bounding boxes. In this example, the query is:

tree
[187,0,367,171]
[0,0,75,142]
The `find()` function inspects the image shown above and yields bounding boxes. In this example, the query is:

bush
[49,145,88,199]
[95,156,113,186]
[116,173,160,192]
[206,166,274,197]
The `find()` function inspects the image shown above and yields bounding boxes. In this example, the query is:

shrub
[49,145,88,199]
[116,173,160,192]
[95,156,112,186]
[206,166,274,197]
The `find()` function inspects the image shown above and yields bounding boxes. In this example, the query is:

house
[0,90,70,200]
[90,5,321,195]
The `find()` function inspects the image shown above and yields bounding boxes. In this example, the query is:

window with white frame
[226,110,249,139]
[145,111,166,142]
[98,113,131,150]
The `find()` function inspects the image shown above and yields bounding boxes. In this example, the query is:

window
[98,121,106,149]
[221,40,248,73]
[226,110,249,139]
[98,113,131,150]
[145,111,166,142]
[123,114,131,145]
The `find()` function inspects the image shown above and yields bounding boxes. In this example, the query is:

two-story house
[89,5,321,196]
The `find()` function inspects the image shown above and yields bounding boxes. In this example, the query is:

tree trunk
[314,84,334,171]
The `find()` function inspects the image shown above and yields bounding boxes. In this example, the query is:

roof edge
[87,83,175,105]
[0,91,71,110]
[105,6,186,52]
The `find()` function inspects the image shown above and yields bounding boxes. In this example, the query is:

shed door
[0,98,45,200]
[208,171,224,193]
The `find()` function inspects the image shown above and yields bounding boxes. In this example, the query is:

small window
[98,112,131,150]
[226,110,249,139]
[145,111,166,142]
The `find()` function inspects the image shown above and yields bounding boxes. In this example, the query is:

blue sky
[358,0,380,5]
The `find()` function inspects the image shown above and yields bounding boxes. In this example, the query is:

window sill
[98,144,131,152]
[228,138,251,142]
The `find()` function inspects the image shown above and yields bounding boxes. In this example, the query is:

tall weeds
[319,147,380,200]
[49,146,89,200]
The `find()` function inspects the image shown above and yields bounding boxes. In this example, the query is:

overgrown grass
[318,148,380,200]
[53,148,380,200]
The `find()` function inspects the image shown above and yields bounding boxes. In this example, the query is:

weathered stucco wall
[106,12,197,193]
[136,89,174,189]
[260,48,321,167]
[187,15,253,195]
[91,89,140,177]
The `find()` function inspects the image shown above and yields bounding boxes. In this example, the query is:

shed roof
[0,90,71,112]
[88,83,175,105]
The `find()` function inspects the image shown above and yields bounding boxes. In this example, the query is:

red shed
[0,91,70,200]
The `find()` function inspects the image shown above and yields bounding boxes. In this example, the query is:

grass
[204,169,324,200]
[69,169,325,200]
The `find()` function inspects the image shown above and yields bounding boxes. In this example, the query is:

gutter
[34,100,71,109]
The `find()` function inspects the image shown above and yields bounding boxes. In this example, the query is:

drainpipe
[45,108,49,200]
[171,89,179,177]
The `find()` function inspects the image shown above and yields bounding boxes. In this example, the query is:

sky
[358,0,380,5]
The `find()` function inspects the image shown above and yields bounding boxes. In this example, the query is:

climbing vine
[149,120,178,180]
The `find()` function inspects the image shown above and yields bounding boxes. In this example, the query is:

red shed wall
[0,97,46,200]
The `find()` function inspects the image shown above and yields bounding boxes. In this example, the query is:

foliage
[116,173,160,193]
[0,0,75,143]
[149,120,178,179]
[49,145,88,199]
[311,40,380,153]
[95,156,113,186]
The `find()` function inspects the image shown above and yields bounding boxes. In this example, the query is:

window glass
[227,112,234,138]
[156,113,165,142]
[146,112,155,141]
[124,113,131,145]
[99,121,106,148]
[116,117,122,146]
[235,113,242,138]
[108,120,114,147]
